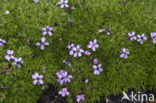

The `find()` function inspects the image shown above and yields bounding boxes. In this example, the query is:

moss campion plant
[0,0,155,103]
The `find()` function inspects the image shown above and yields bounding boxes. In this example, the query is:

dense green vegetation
[0,0,155,103]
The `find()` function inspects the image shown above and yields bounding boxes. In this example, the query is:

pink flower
[58,88,70,97]
[87,39,99,52]
[77,94,85,102]
[32,73,44,85]
[59,37,63,41]
[85,78,88,84]
[36,37,49,50]
[93,58,98,64]
[92,64,103,75]
[84,51,91,56]
[42,26,53,36]
[5,50,15,61]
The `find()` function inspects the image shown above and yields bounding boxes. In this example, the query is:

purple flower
[93,58,98,64]
[106,29,111,35]
[59,37,63,41]
[120,48,130,59]
[63,58,71,68]
[137,33,147,44]
[42,85,45,90]
[58,74,72,85]
[12,57,24,68]
[0,39,6,47]
[36,37,49,50]
[66,7,72,12]
[32,73,44,85]
[56,70,72,85]
[150,32,156,44]
[128,32,137,41]
[56,70,67,79]
[0,95,2,98]
[67,43,74,50]
[57,0,69,8]
[85,78,88,84]
[84,51,91,56]
[58,88,70,97]
[68,20,73,26]
[42,26,53,36]
[69,45,84,57]
[92,64,103,75]
[77,94,85,102]
[87,39,99,52]
[5,50,15,61]
[63,74,72,84]
[73,45,84,57]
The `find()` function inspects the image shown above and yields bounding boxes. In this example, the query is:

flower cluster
[56,70,72,85]
[57,70,73,97]
[67,39,99,58]
[128,32,147,44]
[150,32,156,44]
[5,50,24,68]
[36,25,53,50]
[57,0,69,8]
[125,32,148,59]
[0,39,6,47]
[32,73,44,85]
[92,58,103,75]
[120,48,130,59]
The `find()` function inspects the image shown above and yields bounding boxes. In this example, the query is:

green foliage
[0,0,155,103]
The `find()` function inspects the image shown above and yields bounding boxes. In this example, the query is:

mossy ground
[0,0,155,103]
